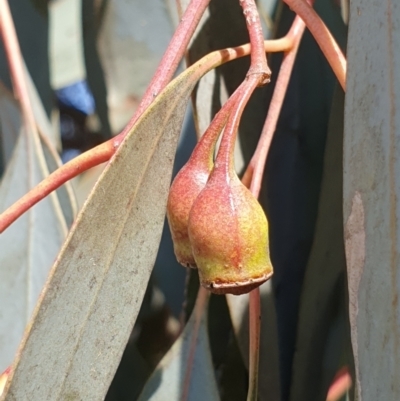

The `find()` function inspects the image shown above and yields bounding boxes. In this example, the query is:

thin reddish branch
[216,76,259,172]
[0,141,114,232]
[244,9,313,400]
[0,39,292,234]
[245,15,307,196]
[239,0,271,85]
[190,85,244,166]
[283,0,346,90]
[247,288,261,401]
[214,8,271,400]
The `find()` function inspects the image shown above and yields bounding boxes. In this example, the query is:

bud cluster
[167,110,273,295]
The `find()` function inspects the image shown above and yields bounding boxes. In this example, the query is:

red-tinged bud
[187,161,273,295]
[166,105,232,268]
[166,156,211,268]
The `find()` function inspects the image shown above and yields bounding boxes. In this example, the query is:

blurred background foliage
[0,0,353,400]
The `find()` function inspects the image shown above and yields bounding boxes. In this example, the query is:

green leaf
[138,291,219,401]
[0,58,208,401]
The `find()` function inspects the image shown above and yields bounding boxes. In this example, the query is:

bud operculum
[188,165,273,295]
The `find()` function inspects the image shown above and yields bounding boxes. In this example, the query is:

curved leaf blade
[1,65,200,401]
[0,115,68,372]
[0,59,78,370]
[138,291,219,401]
[289,88,353,401]
[344,1,400,399]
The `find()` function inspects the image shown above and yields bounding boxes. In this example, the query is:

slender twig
[0,39,292,233]
[244,15,307,195]
[0,141,115,233]
[234,3,271,400]
[189,84,245,168]
[215,76,259,172]
[247,288,261,401]
[239,0,271,85]
[243,7,314,400]
[207,6,270,401]
[283,0,346,90]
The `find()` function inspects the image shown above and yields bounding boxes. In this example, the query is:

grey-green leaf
[0,121,68,372]
[1,63,200,401]
[344,1,400,400]
[289,88,353,401]
[138,294,219,401]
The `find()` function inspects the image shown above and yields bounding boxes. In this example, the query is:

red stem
[0,141,114,233]
[246,15,306,197]
[0,39,292,234]
[247,288,261,401]
[190,86,244,169]
[239,0,271,85]
[214,75,259,174]
[283,0,346,90]
[244,8,314,401]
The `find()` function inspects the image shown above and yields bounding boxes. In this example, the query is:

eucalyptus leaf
[289,88,354,401]
[259,3,347,398]
[344,1,400,399]
[0,62,70,374]
[138,292,219,401]
[0,56,211,401]
[0,123,68,372]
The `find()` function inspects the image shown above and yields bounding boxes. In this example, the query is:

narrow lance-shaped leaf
[0,89,69,371]
[0,59,209,401]
[0,63,77,373]
[138,290,219,401]
[344,1,400,400]
[289,88,353,401]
